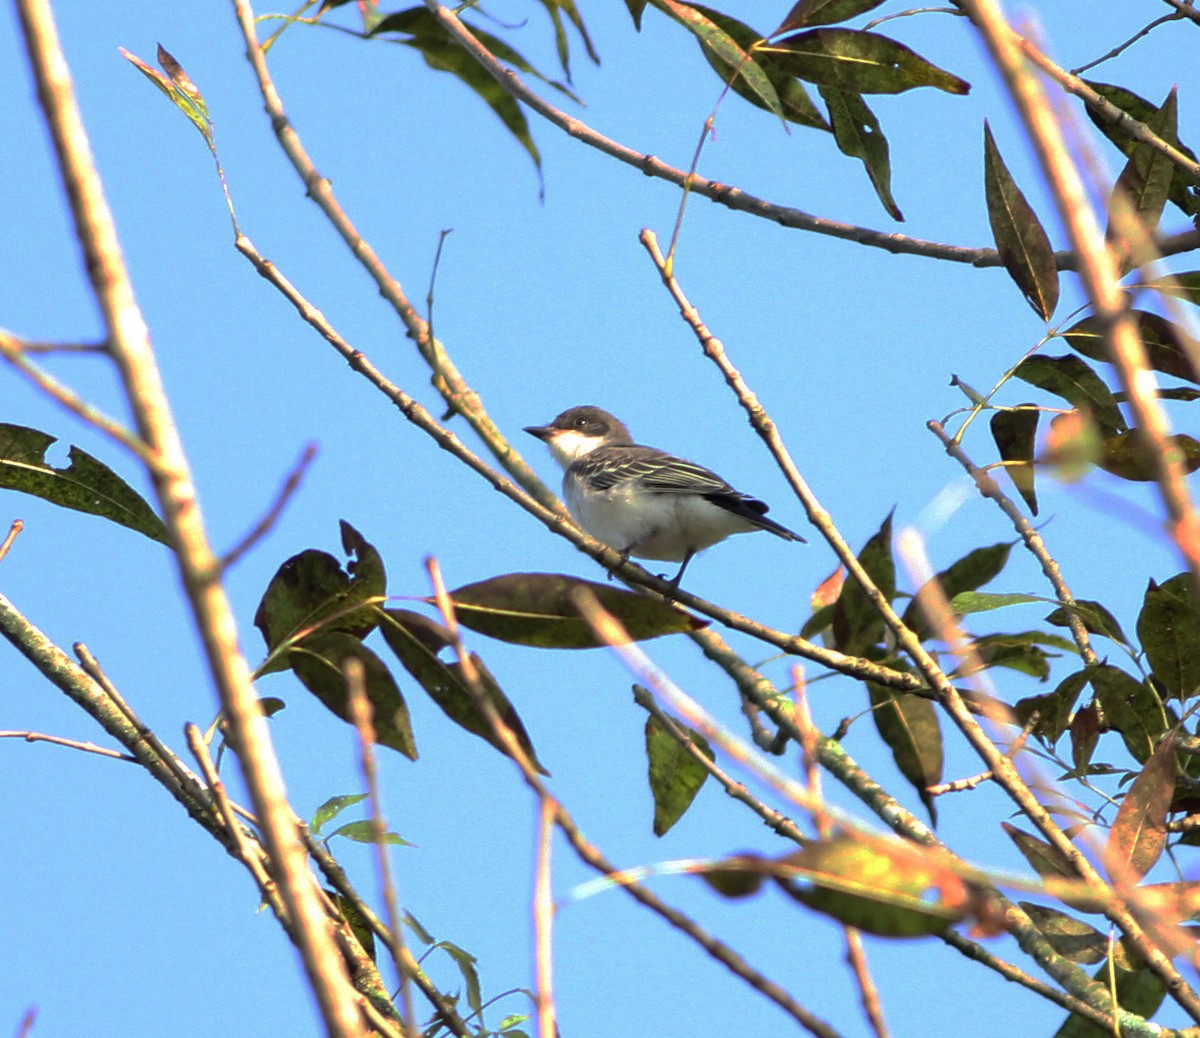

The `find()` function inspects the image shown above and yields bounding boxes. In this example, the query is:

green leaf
[1052,962,1165,1038]
[253,521,386,675]
[645,714,714,836]
[0,423,168,544]
[765,28,970,95]
[777,0,888,32]
[949,590,1045,615]
[1107,88,1178,262]
[832,511,895,654]
[1104,733,1176,882]
[290,633,418,760]
[1001,822,1078,881]
[1015,669,1089,745]
[953,630,1066,681]
[692,6,830,130]
[1088,663,1167,763]
[983,122,1059,320]
[1142,271,1200,307]
[868,679,943,822]
[1083,80,1200,219]
[1013,355,1126,436]
[326,820,413,846]
[1045,599,1129,646]
[820,86,902,219]
[378,608,549,774]
[1062,311,1199,386]
[1019,903,1109,964]
[311,793,368,835]
[1137,574,1200,700]
[120,45,214,148]
[990,407,1039,515]
[435,572,708,648]
[624,0,650,30]
[371,9,546,178]
[657,0,784,120]
[1097,430,1200,482]
[902,540,1015,640]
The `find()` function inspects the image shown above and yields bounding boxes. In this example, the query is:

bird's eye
[574,417,588,429]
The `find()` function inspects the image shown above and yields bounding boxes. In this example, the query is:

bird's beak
[524,424,554,441]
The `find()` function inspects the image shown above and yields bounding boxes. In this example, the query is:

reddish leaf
[1104,734,1177,882]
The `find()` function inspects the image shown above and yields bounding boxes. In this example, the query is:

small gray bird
[525,405,804,588]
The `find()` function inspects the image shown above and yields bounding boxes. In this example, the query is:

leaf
[326,820,413,846]
[1019,903,1109,964]
[327,889,375,962]
[953,630,1067,681]
[656,0,783,120]
[1052,962,1165,1038]
[949,590,1045,615]
[0,424,168,544]
[1106,87,1181,265]
[379,608,549,774]
[777,0,888,32]
[1104,733,1176,882]
[645,715,714,836]
[692,6,830,130]
[311,793,368,835]
[1083,80,1200,218]
[1045,599,1129,646]
[765,28,970,95]
[820,85,903,219]
[1142,271,1200,307]
[1062,311,1199,386]
[624,0,650,30]
[371,9,547,178]
[1088,663,1167,764]
[253,521,386,675]
[902,541,1014,641]
[832,511,895,654]
[1070,703,1102,776]
[1137,574,1200,700]
[990,407,1039,514]
[983,122,1059,320]
[1015,669,1089,745]
[773,836,968,936]
[120,45,214,147]
[1001,822,1078,881]
[290,633,418,760]
[1013,355,1126,436]
[868,680,943,822]
[1097,430,1200,482]
[434,572,707,648]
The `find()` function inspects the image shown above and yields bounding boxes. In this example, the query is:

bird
[524,405,804,589]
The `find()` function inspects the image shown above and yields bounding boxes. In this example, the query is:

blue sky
[2,2,1198,1036]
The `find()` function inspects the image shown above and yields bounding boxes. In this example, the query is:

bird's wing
[575,446,736,495]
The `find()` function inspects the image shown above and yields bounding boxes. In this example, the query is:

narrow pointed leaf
[983,122,1059,319]
[290,633,417,759]
[624,0,649,30]
[1070,704,1101,775]
[990,407,1039,514]
[1062,311,1199,385]
[312,793,369,835]
[1014,669,1089,745]
[379,608,548,774]
[434,573,708,648]
[821,86,902,219]
[1088,663,1167,763]
[326,821,413,846]
[253,521,385,674]
[1013,355,1126,436]
[1097,430,1200,482]
[1142,272,1200,307]
[765,28,970,95]
[1044,599,1129,646]
[1137,574,1200,700]
[1083,80,1200,218]
[645,715,714,836]
[1104,733,1176,882]
[949,591,1044,615]
[1019,903,1109,964]
[120,46,214,146]
[1052,963,1165,1038]
[777,0,888,32]
[657,0,783,119]
[832,512,895,654]
[0,423,168,544]
[902,541,1014,641]
[1002,822,1078,880]
[693,6,829,129]
[1107,87,1181,264]
[868,681,943,822]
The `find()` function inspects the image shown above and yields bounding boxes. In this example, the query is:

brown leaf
[1104,733,1177,883]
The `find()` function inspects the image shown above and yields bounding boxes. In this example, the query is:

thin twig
[0,335,108,353]
[1160,0,1200,25]
[1070,12,1183,75]
[534,797,557,1038]
[220,442,317,571]
[344,657,417,1037]
[0,729,136,761]
[844,929,890,1038]
[0,520,23,563]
